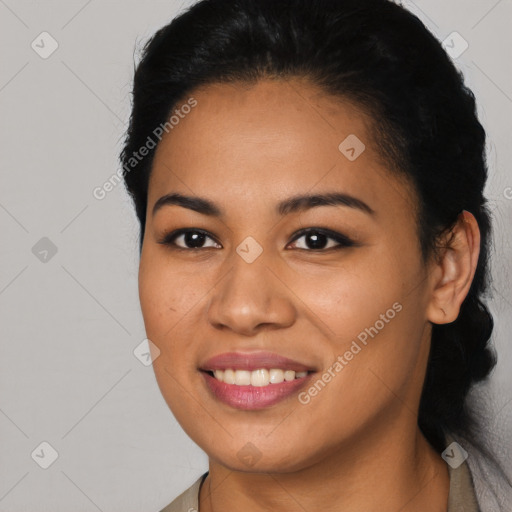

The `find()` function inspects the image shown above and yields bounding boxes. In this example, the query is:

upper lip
[200,351,316,372]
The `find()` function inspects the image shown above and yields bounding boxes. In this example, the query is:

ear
[426,210,481,324]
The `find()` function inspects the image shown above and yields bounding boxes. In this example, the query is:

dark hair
[121,0,496,452]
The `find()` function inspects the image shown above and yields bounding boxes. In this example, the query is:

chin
[212,453,309,474]
[198,434,327,474]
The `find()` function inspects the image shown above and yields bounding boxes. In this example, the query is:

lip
[200,351,316,372]
[201,371,314,410]
[199,351,317,410]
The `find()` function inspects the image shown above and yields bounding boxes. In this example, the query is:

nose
[206,252,296,337]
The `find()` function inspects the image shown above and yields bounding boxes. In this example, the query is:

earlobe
[426,210,480,325]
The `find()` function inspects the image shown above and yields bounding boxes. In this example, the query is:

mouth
[199,351,317,409]
[201,368,311,386]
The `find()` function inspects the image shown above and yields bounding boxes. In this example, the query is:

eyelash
[157,227,356,252]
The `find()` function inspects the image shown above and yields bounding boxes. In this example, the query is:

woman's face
[139,78,435,472]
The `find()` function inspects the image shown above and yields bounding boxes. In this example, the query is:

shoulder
[158,472,208,512]
[446,431,512,512]
[446,455,480,512]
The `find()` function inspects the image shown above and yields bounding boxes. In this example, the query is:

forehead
[148,79,416,218]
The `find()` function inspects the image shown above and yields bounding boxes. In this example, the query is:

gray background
[0,1,511,510]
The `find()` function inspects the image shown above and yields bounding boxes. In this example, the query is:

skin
[138,78,481,512]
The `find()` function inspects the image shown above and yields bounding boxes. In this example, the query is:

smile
[199,351,317,409]
[208,368,309,386]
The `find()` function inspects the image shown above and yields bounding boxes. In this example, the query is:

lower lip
[201,371,313,410]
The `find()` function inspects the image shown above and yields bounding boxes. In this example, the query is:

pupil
[185,231,205,248]
[306,232,327,249]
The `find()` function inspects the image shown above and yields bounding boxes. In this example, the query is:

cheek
[138,253,205,339]
[138,256,204,413]
[286,255,406,342]
[287,249,425,396]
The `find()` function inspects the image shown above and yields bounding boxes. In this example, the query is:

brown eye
[158,229,221,250]
[287,228,355,251]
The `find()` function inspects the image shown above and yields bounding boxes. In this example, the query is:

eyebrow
[152,191,375,218]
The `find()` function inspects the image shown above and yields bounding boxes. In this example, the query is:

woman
[121,0,509,510]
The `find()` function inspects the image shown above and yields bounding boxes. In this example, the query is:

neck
[199,422,450,512]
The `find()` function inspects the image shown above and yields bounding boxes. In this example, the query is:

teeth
[251,369,269,387]
[209,368,309,386]
[235,370,251,386]
[284,370,295,381]
[223,369,235,384]
[269,369,284,384]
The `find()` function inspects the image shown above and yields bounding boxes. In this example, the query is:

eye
[286,228,355,251]
[158,227,356,252]
[158,229,221,250]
